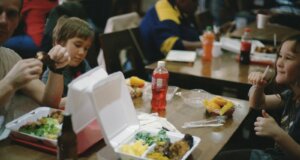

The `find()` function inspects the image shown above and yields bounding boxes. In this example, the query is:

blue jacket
[139,0,199,63]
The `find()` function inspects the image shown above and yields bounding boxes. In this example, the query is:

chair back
[100,27,148,80]
[97,12,141,70]
[104,12,141,33]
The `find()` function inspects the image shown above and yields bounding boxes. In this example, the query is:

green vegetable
[135,129,170,146]
[19,117,61,140]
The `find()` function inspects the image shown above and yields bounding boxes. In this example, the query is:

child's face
[276,40,300,85]
[64,36,93,67]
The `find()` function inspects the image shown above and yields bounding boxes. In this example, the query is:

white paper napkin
[137,112,180,133]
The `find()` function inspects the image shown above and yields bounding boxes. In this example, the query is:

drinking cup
[213,42,222,57]
[257,14,270,29]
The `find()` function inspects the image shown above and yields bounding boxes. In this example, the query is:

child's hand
[254,110,282,138]
[248,72,268,87]
[48,45,70,69]
[248,66,272,88]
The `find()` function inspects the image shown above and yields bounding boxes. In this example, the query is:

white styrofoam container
[5,107,61,147]
[88,72,201,160]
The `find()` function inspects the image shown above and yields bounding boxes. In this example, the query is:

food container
[88,72,201,160]
[203,96,236,116]
[6,107,61,147]
[5,107,103,154]
[179,89,211,107]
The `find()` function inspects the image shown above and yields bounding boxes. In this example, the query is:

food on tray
[255,46,277,53]
[203,96,235,116]
[50,110,63,124]
[126,76,146,98]
[120,140,148,157]
[120,129,171,158]
[135,129,170,146]
[147,152,170,160]
[147,134,194,160]
[18,110,63,140]
[130,76,145,88]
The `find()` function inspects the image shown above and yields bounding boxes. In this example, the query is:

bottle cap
[206,26,212,31]
[244,28,251,32]
[157,61,165,67]
[63,112,71,116]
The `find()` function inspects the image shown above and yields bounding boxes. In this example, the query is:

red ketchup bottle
[151,61,169,112]
[240,28,252,64]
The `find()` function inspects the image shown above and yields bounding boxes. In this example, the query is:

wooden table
[0,91,250,160]
[230,22,300,44]
[146,52,270,99]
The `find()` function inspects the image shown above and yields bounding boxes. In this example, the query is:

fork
[182,116,227,128]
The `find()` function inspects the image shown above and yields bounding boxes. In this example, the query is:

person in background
[0,0,69,136]
[215,35,300,160]
[3,0,58,58]
[139,0,202,64]
[40,1,99,67]
[42,16,94,107]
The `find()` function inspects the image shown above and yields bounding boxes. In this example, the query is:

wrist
[248,85,265,97]
[49,66,65,75]
[273,128,286,142]
[1,78,17,93]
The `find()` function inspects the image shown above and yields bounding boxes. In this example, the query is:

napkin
[137,112,180,133]
[166,50,196,62]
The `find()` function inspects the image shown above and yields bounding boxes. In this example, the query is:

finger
[256,116,264,121]
[48,45,61,60]
[254,126,262,132]
[262,110,269,118]
[255,131,263,136]
[28,66,43,75]
[57,50,70,67]
[27,59,43,68]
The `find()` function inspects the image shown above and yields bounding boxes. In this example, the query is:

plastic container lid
[89,72,139,148]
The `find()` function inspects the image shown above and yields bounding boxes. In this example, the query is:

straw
[274,33,277,47]
[262,65,270,79]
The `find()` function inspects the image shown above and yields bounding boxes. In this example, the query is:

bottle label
[241,41,251,52]
[152,77,166,89]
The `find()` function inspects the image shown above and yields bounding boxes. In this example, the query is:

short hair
[52,16,94,44]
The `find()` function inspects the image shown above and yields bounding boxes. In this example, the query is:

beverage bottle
[240,28,252,64]
[57,113,77,160]
[202,26,215,61]
[151,61,169,111]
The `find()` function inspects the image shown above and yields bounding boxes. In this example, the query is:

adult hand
[4,59,43,90]
[254,110,282,138]
[48,45,70,69]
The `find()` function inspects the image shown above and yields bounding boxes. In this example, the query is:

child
[215,35,300,160]
[42,16,94,98]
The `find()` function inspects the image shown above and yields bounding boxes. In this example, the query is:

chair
[100,27,149,80]
[97,12,141,70]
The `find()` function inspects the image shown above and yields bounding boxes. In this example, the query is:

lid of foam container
[89,72,139,148]
[66,67,108,133]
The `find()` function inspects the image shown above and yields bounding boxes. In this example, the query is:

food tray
[5,107,62,147]
[89,72,201,160]
[115,128,200,160]
[179,89,212,107]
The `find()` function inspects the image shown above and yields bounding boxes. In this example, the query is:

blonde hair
[52,16,94,45]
